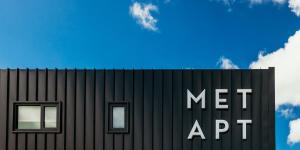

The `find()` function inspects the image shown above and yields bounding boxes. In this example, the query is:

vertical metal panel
[47,70,56,150]
[242,70,252,150]
[133,70,143,150]
[17,69,27,150]
[66,70,75,150]
[124,70,134,150]
[85,70,95,150]
[163,71,173,150]
[221,70,231,149]
[94,70,105,150]
[56,70,66,150]
[251,70,262,150]
[201,71,212,150]
[8,70,17,150]
[232,70,242,150]
[153,71,163,150]
[143,70,153,150]
[262,69,270,150]
[0,70,8,150]
[0,69,275,150]
[192,71,202,150]
[75,71,85,150]
[27,70,37,150]
[104,70,114,150]
[212,71,221,150]
[182,70,193,150]
[269,68,275,150]
[37,70,46,150]
[114,70,124,150]
[173,70,182,150]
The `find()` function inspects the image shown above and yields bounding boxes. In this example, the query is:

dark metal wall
[0,69,275,150]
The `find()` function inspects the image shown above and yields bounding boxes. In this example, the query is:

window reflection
[45,107,57,128]
[18,106,41,129]
[113,107,125,128]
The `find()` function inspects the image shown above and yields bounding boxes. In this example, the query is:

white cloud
[218,56,239,69]
[272,0,287,4]
[249,0,264,5]
[289,0,300,16]
[249,0,288,4]
[218,0,300,17]
[250,30,300,108]
[129,2,159,31]
[219,0,235,6]
[218,30,300,108]
[279,108,295,119]
[288,118,300,145]
[220,0,287,5]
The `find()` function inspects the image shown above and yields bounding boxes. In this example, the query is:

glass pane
[18,106,41,129]
[45,107,57,128]
[113,107,125,128]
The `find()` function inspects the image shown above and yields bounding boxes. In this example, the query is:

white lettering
[216,89,228,109]
[237,120,252,140]
[187,89,206,109]
[216,120,229,140]
[237,89,252,109]
[187,120,206,140]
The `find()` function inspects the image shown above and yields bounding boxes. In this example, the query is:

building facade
[0,69,275,150]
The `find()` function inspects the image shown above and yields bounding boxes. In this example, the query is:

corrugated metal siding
[0,69,275,150]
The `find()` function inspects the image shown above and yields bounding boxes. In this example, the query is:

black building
[0,68,275,150]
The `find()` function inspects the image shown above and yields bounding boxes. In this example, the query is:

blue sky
[0,0,300,149]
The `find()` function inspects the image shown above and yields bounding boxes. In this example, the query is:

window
[113,107,125,128]
[45,107,57,128]
[18,106,41,129]
[13,102,61,133]
[107,102,129,133]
